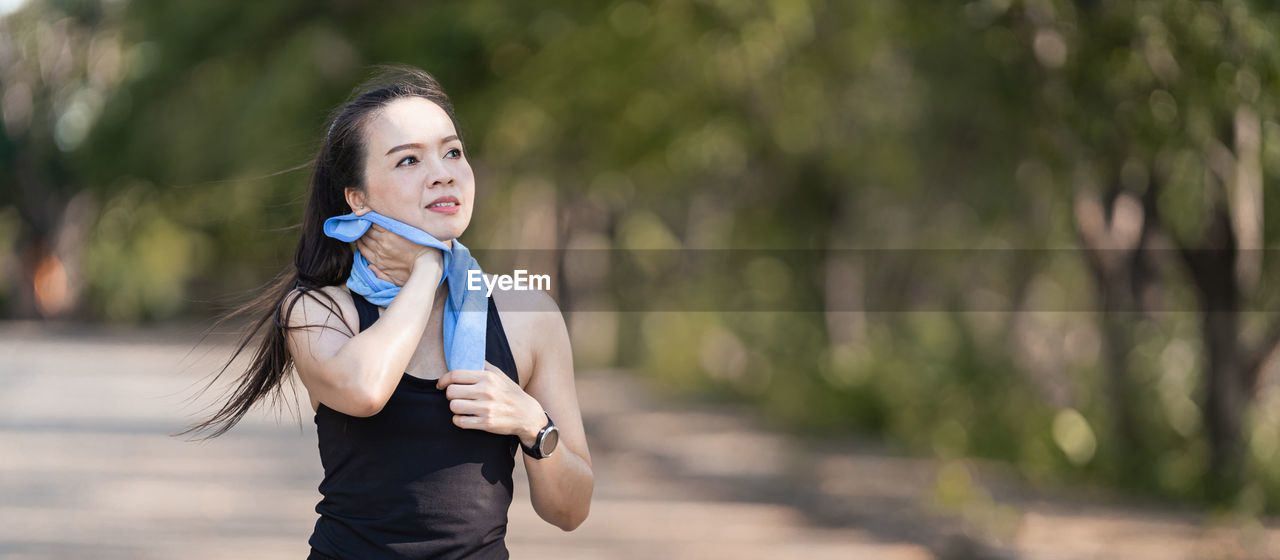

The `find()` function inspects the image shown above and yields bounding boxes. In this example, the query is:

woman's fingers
[365,223,403,254]
[360,226,389,262]
[368,263,391,283]
[435,369,487,389]
[360,223,419,283]
[444,381,484,400]
[365,222,389,240]
[439,369,539,437]
[448,398,485,416]
[358,239,385,269]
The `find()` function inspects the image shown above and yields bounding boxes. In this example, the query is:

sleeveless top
[307,289,520,560]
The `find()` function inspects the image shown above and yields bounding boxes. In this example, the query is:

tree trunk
[1182,206,1246,499]
[1202,307,1244,499]
[1074,187,1149,476]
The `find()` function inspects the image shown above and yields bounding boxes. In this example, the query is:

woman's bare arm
[510,291,594,530]
[284,252,441,417]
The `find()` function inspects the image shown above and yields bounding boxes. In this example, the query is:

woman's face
[347,96,474,246]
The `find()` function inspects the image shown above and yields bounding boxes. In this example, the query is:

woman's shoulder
[283,283,361,336]
[490,287,562,326]
[490,287,566,363]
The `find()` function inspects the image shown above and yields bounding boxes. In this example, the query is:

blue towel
[322,211,488,372]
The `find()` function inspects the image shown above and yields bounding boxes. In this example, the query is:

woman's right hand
[356,223,444,287]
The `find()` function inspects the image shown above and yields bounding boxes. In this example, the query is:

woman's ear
[344,187,369,215]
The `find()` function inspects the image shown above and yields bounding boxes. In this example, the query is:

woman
[175,64,593,558]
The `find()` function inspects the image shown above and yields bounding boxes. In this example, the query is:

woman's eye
[447,148,462,158]
[397,156,418,167]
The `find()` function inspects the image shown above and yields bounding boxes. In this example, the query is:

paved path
[0,322,1277,559]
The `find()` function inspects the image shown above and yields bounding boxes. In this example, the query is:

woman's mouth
[426,197,461,215]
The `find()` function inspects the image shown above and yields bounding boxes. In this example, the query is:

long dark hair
[172,64,464,441]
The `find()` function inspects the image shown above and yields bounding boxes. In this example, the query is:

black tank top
[307,289,520,559]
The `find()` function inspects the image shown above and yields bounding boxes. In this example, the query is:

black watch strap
[521,412,555,459]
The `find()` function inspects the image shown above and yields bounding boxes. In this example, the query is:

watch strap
[521,411,553,459]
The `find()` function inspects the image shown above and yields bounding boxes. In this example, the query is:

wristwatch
[521,411,559,459]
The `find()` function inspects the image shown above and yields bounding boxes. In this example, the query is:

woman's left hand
[437,369,546,447]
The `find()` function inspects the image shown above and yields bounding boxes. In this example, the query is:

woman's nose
[427,160,454,187]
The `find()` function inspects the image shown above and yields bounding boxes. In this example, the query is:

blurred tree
[0,0,121,318]
[988,0,1280,498]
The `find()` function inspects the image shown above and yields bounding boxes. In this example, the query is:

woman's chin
[386,214,462,240]
[420,213,471,240]
[422,222,468,242]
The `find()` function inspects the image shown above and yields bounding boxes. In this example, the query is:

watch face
[539,426,560,456]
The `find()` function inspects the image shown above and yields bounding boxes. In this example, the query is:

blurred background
[4,0,1280,558]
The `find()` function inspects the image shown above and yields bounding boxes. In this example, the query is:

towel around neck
[322,210,487,371]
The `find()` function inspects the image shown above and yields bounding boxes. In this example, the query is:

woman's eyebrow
[385,134,460,156]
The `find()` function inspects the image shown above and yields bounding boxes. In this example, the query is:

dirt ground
[0,322,1277,559]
